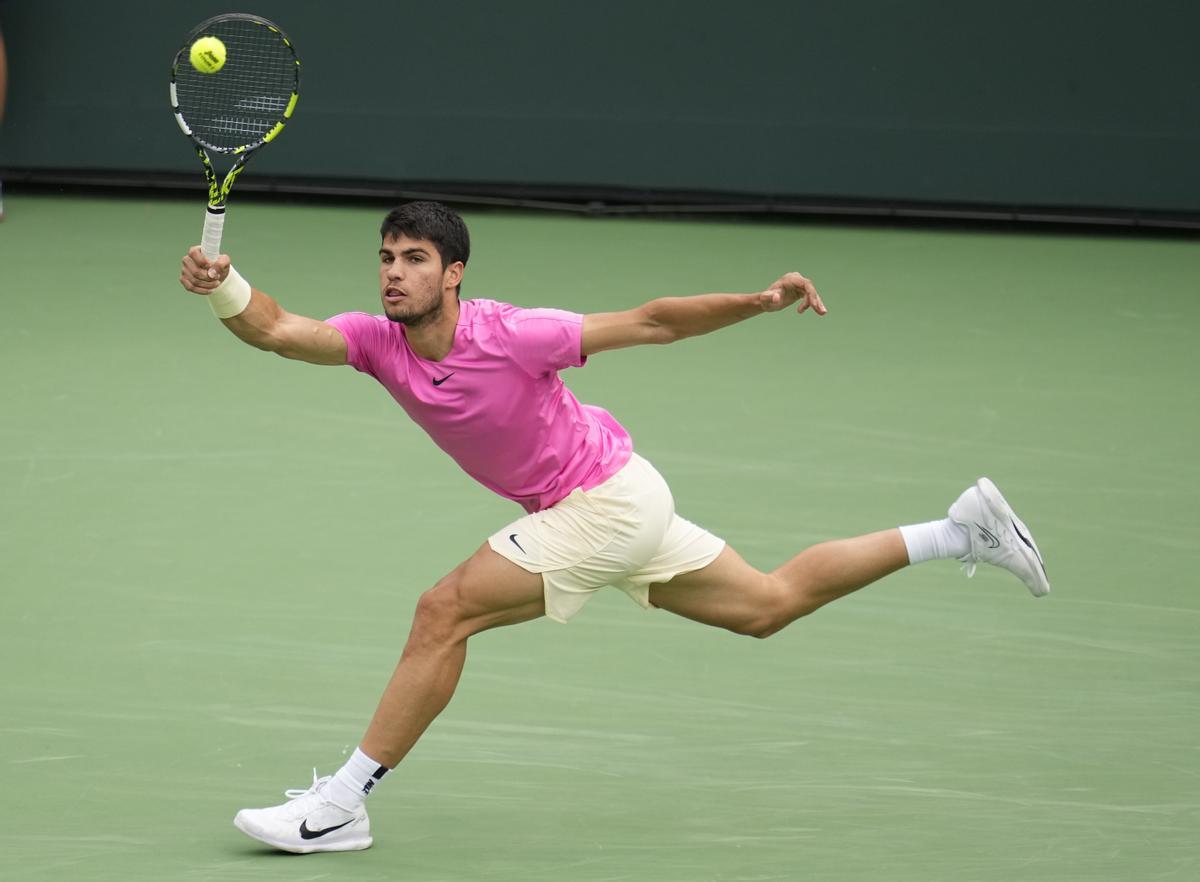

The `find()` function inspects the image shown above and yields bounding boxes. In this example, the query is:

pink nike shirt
[326,298,633,513]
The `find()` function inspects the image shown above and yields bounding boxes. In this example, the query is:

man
[178,201,1048,855]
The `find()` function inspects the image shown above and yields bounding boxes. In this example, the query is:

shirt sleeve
[503,307,586,376]
[325,312,387,376]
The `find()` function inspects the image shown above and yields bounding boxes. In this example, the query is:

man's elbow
[640,301,682,344]
[223,318,284,354]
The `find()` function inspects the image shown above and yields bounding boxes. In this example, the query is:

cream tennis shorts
[487,453,725,623]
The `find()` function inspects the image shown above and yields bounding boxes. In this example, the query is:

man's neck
[405,297,461,362]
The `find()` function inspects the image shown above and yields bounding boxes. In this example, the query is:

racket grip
[201,209,226,261]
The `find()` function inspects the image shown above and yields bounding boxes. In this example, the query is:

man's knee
[408,576,471,648]
[732,575,813,639]
[732,614,786,640]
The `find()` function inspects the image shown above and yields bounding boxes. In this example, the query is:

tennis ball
[190,36,226,74]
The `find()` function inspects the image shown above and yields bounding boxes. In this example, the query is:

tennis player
[178,201,1049,854]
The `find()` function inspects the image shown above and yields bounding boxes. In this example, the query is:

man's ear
[444,261,465,289]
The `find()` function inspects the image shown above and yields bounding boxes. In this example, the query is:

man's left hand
[758,272,827,316]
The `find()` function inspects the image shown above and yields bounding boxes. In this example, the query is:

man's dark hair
[379,201,470,273]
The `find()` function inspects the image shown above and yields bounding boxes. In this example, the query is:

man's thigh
[647,545,774,632]
[445,542,548,632]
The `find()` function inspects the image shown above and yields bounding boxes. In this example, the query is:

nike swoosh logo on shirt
[432,372,455,386]
[509,533,526,554]
[299,818,354,840]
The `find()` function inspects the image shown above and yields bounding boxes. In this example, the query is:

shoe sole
[233,814,373,854]
[976,477,1050,597]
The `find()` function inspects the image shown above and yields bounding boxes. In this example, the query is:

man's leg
[649,529,908,638]
[233,542,545,853]
[650,477,1049,636]
[360,542,546,767]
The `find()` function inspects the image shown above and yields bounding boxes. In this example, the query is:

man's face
[378,234,461,327]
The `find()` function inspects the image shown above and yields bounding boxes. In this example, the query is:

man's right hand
[179,246,232,295]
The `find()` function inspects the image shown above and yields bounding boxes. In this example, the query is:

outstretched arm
[179,246,347,366]
[580,272,826,357]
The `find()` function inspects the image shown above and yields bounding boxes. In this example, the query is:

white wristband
[207,266,253,319]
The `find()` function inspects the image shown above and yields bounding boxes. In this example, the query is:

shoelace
[959,525,985,579]
[960,517,1008,580]
[284,769,332,800]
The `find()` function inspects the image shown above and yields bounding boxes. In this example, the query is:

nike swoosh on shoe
[299,819,354,840]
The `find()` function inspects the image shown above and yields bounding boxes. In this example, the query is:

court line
[735,782,1197,816]
[9,755,85,764]
[1063,597,1200,616]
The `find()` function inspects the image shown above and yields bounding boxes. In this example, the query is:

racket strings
[175,19,297,152]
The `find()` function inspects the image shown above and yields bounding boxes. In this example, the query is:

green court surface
[1,192,1197,881]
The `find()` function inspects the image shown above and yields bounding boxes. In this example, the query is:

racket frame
[169,13,300,259]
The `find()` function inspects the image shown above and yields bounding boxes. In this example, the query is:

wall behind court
[1,1,1197,214]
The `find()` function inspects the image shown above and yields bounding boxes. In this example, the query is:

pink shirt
[326,298,633,513]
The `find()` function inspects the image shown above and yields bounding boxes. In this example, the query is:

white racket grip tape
[201,209,226,261]
[208,266,253,319]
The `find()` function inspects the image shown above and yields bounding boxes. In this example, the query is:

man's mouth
[384,287,407,302]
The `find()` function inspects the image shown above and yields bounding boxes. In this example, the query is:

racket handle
[201,209,226,261]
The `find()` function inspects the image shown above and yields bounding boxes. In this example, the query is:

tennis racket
[169,13,300,260]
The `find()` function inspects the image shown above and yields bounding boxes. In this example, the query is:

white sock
[325,747,389,809]
[899,518,970,564]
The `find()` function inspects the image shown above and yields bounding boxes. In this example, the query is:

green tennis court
[2,190,1197,880]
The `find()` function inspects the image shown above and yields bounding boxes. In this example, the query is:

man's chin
[382,300,413,322]
[383,302,441,328]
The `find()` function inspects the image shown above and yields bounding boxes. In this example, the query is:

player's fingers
[800,279,827,316]
[180,257,223,293]
[180,270,213,293]
[211,255,232,280]
[196,255,231,281]
[181,256,201,285]
[780,271,809,294]
[185,246,232,281]
[181,274,219,293]
[809,282,827,315]
[791,277,811,313]
[184,251,222,282]
[766,276,794,300]
[182,254,215,286]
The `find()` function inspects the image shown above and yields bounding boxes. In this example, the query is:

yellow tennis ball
[190,36,226,74]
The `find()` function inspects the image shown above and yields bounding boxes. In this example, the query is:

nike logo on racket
[432,372,455,386]
[299,818,354,840]
[509,533,526,554]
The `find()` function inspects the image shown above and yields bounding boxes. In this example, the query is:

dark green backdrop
[2,0,1198,213]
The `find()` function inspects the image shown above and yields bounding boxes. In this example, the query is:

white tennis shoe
[949,477,1050,597]
[233,770,372,854]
